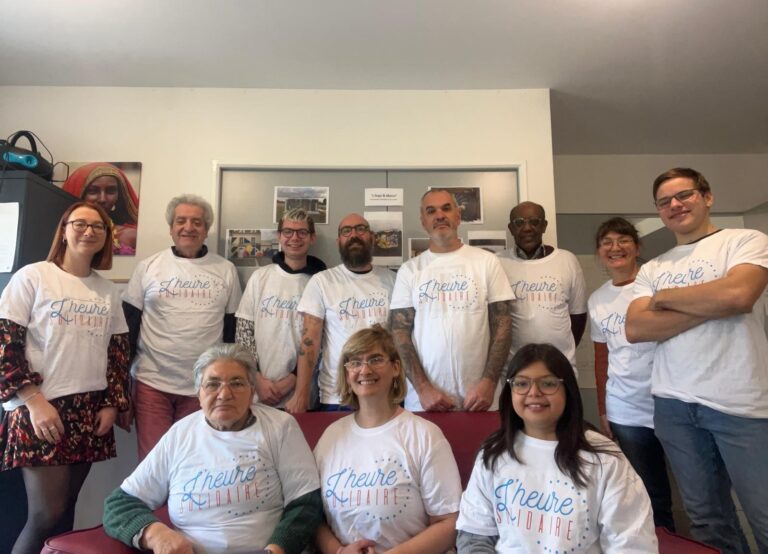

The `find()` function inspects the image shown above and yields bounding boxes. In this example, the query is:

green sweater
[103,486,323,554]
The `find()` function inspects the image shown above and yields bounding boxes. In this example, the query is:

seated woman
[313,324,462,554]
[103,344,322,554]
[457,343,657,553]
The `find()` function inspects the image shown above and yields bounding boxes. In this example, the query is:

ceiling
[1,0,766,155]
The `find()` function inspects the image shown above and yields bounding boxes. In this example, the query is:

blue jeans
[654,397,768,554]
[610,422,675,531]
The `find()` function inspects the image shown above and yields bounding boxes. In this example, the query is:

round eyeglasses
[507,376,564,395]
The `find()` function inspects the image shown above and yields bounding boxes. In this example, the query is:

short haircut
[652,167,712,199]
[594,217,640,249]
[165,194,214,231]
[278,208,315,235]
[47,201,114,270]
[192,343,258,392]
[420,188,459,209]
[336,324,407,409]
[509,201,546,222]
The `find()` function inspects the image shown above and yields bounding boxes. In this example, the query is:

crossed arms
[626,263,768,343]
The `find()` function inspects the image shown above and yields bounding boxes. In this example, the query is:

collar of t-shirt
[271,251,327,275]
[171,245,208,259]
[515,243,553,260]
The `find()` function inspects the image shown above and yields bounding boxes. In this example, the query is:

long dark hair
[480,343,617,488]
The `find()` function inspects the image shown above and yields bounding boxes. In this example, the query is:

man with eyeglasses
[497,201,587,374]
[235,209,326,409]
[390,189,514,412]
[286,213,396,412]
[122,194,242,460]
[627,167,768,553]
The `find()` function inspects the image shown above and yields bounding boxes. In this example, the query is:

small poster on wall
[407,237,430,259]
[274,186,329,224]
[226,228,279,266]
[364,211,403,266]
[61,161,142,256]
[428,186,483,224]
[467,230,508,254]
[365,188,404,207]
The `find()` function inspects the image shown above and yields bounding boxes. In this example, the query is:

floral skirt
[0,390,116,470]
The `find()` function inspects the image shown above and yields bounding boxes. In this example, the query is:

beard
[340,237,372,268]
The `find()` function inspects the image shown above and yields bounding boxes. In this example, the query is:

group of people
[0,166,764,553]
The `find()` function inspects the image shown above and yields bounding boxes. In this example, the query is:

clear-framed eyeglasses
[201,378,251,394]
[344,355,389,372]
[507,376,564,395]
[510,217,544,229]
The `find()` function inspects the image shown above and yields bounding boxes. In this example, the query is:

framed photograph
[408,237,430,259]
[60,161,142,256]
[364,211,403,266]
[273,186,329,224]
[226,228,279,267]
[468,230,508,254]
[429,186,483,224]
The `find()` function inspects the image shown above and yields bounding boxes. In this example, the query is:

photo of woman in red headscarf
[63,162,140,255]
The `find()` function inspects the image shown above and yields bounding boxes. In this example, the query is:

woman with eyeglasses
[0,201,130,553]
[457,343,656,553]
[104,344,323,554]
[313,325,462,554]
[588,218,676,531]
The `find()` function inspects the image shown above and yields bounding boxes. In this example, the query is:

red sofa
[42,411,719,554]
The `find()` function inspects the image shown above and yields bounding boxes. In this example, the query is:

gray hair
[192,344,258,391]
[165,194,214,231]
[278,208,316,235]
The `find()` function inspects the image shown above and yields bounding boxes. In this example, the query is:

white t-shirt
[120,405,320,554]
[497,248,587,370]
[236,264,308,382]
[588,280,655,428]
[390,245,514,411]
[457,431,657,553]
[0,261,128,411]
[313,410,461,551]
[633,229,768,418]
[298,265,396,404]
[123,248,242,395]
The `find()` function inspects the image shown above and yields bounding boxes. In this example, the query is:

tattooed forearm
[484,300,513,382]
[389,307,430,387]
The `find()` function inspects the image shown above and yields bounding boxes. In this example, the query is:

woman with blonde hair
[313,324,461,554]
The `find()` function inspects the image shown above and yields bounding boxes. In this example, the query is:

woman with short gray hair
[104,344,322,554]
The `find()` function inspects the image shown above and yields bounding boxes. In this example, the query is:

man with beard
[286,213,396,412]
[390,189,514,411]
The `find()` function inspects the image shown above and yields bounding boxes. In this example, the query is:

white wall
[1,87,557,281]
[554,154,768,215]
[1,86,556,527]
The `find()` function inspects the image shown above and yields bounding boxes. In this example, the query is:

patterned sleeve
[0,318,42,402]
[100,333,131,411]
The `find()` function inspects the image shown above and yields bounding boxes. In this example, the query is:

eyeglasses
[654,188,701,210]
[510,217,544,229]
[599,237,636,248]
[339,224,371,237]
[280,228,311,239]
[507,376,564,395]
[65,220,107,234]
[344,355,389,372]
[201,378,251,393]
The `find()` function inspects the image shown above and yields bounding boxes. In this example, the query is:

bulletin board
[216,167,520,287]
